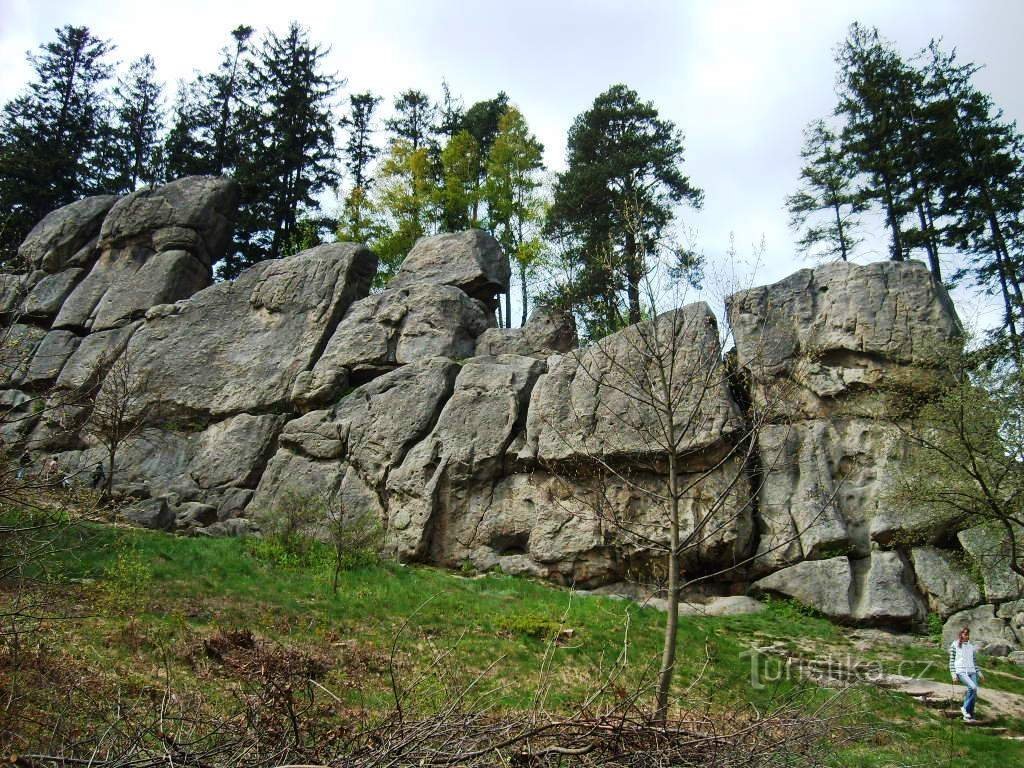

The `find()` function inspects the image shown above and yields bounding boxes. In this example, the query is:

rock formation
[3,179,1023,649]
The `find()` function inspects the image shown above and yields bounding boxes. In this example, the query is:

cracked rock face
[9,185,1024,645]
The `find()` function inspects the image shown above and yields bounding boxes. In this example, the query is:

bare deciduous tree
[80,350,151,499]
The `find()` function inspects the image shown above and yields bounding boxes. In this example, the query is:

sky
[0,0,1022,329]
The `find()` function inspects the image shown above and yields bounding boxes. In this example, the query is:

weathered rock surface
[958,523,1024,602]
[19,195,118,273]
[525,303,742,464]
[476,307,577,358]
[296,283,491,406]
[911,546,984,618]
[8,184,1015,644]
[943,605,1018,654]
[727,260,961,416]
[124,242,376,421]
[389,230,510,308]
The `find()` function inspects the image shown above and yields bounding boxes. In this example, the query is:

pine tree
[546,84,703,335]
[224,22,341,278]
[435,80,465,141]
[786,119,864,261]
[201,25,255,174]
[110,54,164,192]
[484,107,545,327]
[385,90,435,151]
[0,25,114,266]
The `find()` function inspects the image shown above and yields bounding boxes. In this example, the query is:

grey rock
[91,249,210,331]
[386,355,545,560]
[727,260,961,416]
[52,244,152,330]
[526,303,743,464]
[301,283,491,401]
[55,323,138,391]
[253,358,459,523]
[216,488,254,521]
[187,413,285,490]
[0,324,46,387]
[476,306,577,358]
[943,604,1017,651]
[390,229,510,308]
[174,501,218,529]
[1008,650,1024,665]
[124,242,376,421]
[23,330,80,389]
[19,195,118,273]
[958,523,1024,602]
[851,551,924,625]
[98,176,239,267]
[120,496,174,531]
[0,389,38,444]
[0,273,31,314]
[196,518,258,537]
[752,556,853,620]
[911,546,984,618]
[24,269,85,319]
[678,596,766,616]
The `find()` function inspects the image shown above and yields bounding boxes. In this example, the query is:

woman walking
[949,626,983,722]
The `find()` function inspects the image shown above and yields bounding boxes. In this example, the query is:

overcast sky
[1,0,1021,328]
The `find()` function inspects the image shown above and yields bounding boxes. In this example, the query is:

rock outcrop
[5,183,1023,645]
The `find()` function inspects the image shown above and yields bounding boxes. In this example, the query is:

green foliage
[786,119,863,261]
[99,543,153,613]
[435,129,481,231]
[545,84,703,337]
[0,25,114,267]
[495,612,562,640]
[110,54,164,192]
[926,612,944,642]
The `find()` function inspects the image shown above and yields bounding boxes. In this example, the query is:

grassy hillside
[4,516,1024,766]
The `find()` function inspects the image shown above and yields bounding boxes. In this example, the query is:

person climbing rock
[90,462,106,490]
[949,625,984,722]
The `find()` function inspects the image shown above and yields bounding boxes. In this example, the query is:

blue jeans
[957,672,979,715]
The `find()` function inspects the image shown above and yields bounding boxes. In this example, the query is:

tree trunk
[831,200,849,261]
[625,231,641,325]
[654,451,680,723]
[520,260,528,328]
[104,447,116,500]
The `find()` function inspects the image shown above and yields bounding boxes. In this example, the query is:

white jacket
[949,640,980,675]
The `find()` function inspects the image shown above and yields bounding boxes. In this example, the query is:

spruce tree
[0,25,114,266]
[786,119,864,261]
[385,90,435,151]
[201,25,255,174]
[435,80,465,141]
[224,22,340,278]
[546,84,702,335]
[162,80,210,180]
[924,41,1024,366]
[835,24,944,277]
[338,92,382,243]
[110,54,164,192]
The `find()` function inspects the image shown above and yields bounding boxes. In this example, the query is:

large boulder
[295,283,492,406]
[121,242,376,422]
[250,358,459,523]
[727,260,961,416]
[911,546,984,618]
[958,523,1024,602]
[53,177,239,332]
[476,306,578,359]
[525,303,743,464]
[96,175,238,268]
[18,195,118,273]
[943,604,1018,654]
[389,230,510,309]
[385,355,545,560]
[753,557,854,619]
